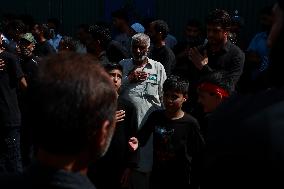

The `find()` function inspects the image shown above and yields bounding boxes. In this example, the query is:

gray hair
[131,33,151,48]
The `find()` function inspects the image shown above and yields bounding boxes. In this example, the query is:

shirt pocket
[145,82,159,96]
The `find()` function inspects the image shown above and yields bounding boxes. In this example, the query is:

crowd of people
[0,0,284,188]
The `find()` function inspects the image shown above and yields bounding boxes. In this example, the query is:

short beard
[133,54,147,62]
[93,125,115,159]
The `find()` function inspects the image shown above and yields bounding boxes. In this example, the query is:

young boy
[89,63,138,189]
[196,71,232,137]
[129,75,204,189]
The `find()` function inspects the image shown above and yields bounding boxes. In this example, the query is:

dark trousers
[0,127,23,173]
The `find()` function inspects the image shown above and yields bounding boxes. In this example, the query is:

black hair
[111,8,129,22]
[163,75,189,95]
[187,19,202,29]
[30,52,117,155]
[104,63,123,73]
[151,19,169,40]
[198,71,233,95]
[59,36,77,52]
[47,18,60,29]
[206,9,231,30]
[88,24,111,49]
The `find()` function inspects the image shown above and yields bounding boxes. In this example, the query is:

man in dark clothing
[0,52,117,189]
[89,63,138,189]
[18,32,40,167]
[148,20,176,76]
[32,23,56,57]
[202,1,284,188]
[189,9,245,90]
[0,32,27,173]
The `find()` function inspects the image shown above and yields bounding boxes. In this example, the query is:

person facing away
[119,33,166,189]
[202,1,284,188]
[88,63,138,189]
[129,75,204,189]
[148,19,176,76]
[0,52,118,189]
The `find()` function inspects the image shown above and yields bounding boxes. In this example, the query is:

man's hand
[128,70,148,83]
[0,59,5,71]
[116,110,125,123]
[128,137,138,151]
[189,47,208,70]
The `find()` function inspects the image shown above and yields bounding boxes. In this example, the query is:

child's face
[108,69,122,92]
[197,90,220,113]
[163,90,186,112]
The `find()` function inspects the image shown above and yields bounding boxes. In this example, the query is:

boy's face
[163,90,186,113]
[108,69,122,92]
[197,90,221,113]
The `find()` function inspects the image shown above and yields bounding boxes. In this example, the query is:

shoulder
[0,173,27,189]
[1,51,17,62]
[118,97,135,110]
[119,58,132,65]
[183,113,199,126]
[148,58,165,69]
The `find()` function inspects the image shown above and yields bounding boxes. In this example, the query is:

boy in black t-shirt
[129,75,204,189]
[89,63,138,189]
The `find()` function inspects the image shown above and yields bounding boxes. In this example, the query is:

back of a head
[152,19,169,40]
[30,52,117,156]
[163,75,189,95]
[206,9,231,30]
[88,24,112,49]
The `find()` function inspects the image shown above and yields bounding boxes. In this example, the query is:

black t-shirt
[34,41,56,57]
[150,45,176,76]
[138,110,204,188]
[0,51,24,127]
[20,56,40,87]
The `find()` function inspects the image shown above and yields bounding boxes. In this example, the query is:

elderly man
[119,33,166,189]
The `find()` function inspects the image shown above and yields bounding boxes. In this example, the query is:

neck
[165,109,184,120]
[133,57,148,66]
[155,40,166,48]
[38,36,46,43]
[210,38,227,52]
[37,148,89,175]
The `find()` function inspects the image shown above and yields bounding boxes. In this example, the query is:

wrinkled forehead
[132,38,148,47]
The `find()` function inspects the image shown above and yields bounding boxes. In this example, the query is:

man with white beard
[119,33,166,189]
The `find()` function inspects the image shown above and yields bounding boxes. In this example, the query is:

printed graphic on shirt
[154,125,176,161]
[146,74,157,84]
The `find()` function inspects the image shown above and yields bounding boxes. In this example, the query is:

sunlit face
[267,3,284,48]
[163,91,186,113]
[207,24,228,45]
[197,90,221,113]
[108,69,122,92]
[131,41,148,62]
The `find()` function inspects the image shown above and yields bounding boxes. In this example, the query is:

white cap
[131,23,145,33]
